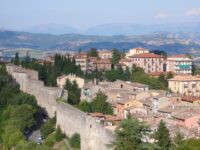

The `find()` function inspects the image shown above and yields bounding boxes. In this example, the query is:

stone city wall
[6,64,114,150]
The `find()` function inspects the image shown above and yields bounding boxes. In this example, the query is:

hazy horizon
[0,0,200,30]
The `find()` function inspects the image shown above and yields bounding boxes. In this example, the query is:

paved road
[28,129,41,142]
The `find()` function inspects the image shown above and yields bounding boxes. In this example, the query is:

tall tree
[87,48,98,57]
[154,120,171,150]
[91,92,113,115]
[24,51,31,64]
[65,80,81,105]
[111,48,121,64]
[166,72,174,79]
[13,52,20,65]
[109,118,154,150]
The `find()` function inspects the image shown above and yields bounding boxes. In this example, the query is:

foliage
[176,138,200,150]
[87,48,99,57]
[41,119,55,139]
[90,92,113,115]
[153,120,171,150]
[78,100,92,112]
[109,118,154,150]
[9,104,36,131]
[111,48,121,64]
[12,53,83,87]
[15,141,51,150]
[172,131,184,148]
[131,65,167,90]
[44,133,56,147]
[69,133,80,148]
[56,98,67,103]
[13,52,20,65]
[65,79,81,105]
[55,126,66,142]
[105,70,120,81]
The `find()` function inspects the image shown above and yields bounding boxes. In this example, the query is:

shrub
[55,126,65,142]
[41,123,55,139]
[70,133,80,148]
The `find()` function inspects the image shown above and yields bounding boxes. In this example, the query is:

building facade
[98,50,113,59]
[168,76,200,96]
[166,55,193,75]
[75,57,89,72]
[57,74,85,88]
[129,53,164,73]
[126,47,149,58]
[93,59,113,71]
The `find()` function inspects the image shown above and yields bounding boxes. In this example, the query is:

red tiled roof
[148,72,186,76]
[75,57,87,60]
[133,47,149,51]
[119,59,132,62]
[168,55,189,58]
[98,50,112,53]
[104,115,118,121]
[0,58,7,62]
[93,59,111,64]
[129,53,163,58]
[119,62,127,66]
[181,96,200,102]
[88,113,104,117]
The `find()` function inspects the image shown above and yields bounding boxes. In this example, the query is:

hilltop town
[1,47,200,150]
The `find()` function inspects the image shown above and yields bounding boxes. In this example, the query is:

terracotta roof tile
[148,72,186,76]
[98,50,112,53]
[119,59,132,62]
[93,59,111,64]
[133,47,149,51]
[168,55,189,58]
[168,76,200,81]
[181,96,200,102]
[129,53,163,58]
[88,113,104,117]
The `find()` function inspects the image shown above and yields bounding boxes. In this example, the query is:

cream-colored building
[166,55,193,75]
[119,59,133,69]
[126,47,149,58]
[75,57,89,72]
[129,53,164,73]
[57,74,85,88]
[168,76,200,96]
[98,50,112,59]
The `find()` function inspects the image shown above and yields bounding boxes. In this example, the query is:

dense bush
[70,133,80,148]
[41,123,55,139]
[55,126,65,142]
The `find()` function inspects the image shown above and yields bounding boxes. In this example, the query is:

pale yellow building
[126,47,149,58]
[57,74,85,88]
[168,76,200,96]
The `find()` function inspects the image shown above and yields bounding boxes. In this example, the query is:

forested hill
[0,30,200,56]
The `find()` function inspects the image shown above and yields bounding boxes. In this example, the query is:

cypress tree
[154,120,171,150]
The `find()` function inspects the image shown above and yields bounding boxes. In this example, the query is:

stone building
[98,50,112,59]
[119,58,133,69]
[93,59,113,71]
[126,47,149,58]
[75,57,89,72]
[129,53,164,73]
[168,76,200,96]
[57,74,85,88]
[166,55,193,75]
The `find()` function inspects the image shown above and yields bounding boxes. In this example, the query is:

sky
[0,0,200,30]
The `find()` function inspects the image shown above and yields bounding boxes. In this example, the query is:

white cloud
[186,8,200,15]
[154,13,169,19]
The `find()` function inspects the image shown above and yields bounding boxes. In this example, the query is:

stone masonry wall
[6,64,114,150]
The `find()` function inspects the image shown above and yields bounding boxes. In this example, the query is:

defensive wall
[6,64,114,150]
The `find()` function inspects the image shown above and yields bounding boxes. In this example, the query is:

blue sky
[0,0,200,30]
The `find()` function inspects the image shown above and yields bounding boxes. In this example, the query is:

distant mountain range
[0,30,200,58]
[8,22,200,36]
